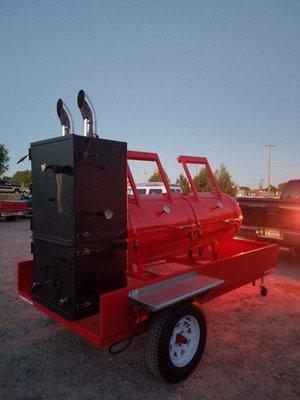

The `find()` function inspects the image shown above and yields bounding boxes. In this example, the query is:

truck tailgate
[0,200,28,213]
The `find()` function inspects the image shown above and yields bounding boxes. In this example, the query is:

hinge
[76,300,92,310]
[76,232,91,239]
[76,248,101,256]
[74,151,97,159]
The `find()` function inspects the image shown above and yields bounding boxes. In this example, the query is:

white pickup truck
[128,182,182,195]
[0,182,22,193]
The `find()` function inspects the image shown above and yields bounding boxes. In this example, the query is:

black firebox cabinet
[30,134,127,320]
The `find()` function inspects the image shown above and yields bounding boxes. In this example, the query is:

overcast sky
[0,0,299,188]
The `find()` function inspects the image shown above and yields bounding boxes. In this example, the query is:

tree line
[148,163,238,196]
[0,143,287,195]
[0,143,237,195]
[2,170,32,187]
[0,144,32,187]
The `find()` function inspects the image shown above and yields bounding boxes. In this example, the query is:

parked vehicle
[237,179,300,253]
[0,199,28,220]
[21,193,33,217]
[0,181,22,193]
[128,182,182,195]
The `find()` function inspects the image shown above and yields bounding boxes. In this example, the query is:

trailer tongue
[18,90,277,382]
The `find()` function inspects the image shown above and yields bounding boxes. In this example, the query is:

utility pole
[265,144,275,196]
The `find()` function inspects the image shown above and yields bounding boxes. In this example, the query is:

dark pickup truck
[237,179,300,253]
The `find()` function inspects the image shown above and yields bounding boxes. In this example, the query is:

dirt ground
[0,219,299,400]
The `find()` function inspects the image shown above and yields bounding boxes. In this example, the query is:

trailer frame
[18,238,277,349]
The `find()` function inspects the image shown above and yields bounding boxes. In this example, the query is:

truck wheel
[145,303,206,383]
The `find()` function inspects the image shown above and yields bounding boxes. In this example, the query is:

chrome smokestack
[77,90,97,137]
[56,99,74,136]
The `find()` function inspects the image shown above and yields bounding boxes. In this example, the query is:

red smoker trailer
[18,91,278,382]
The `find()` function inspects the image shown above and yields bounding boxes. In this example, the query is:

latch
[40,163,73,175]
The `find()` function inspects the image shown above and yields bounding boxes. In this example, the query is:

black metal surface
[31,134,127,320]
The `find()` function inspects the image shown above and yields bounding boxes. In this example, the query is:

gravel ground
[0,219,299,400]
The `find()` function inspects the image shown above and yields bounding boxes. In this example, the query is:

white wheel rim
[169,315,200,367]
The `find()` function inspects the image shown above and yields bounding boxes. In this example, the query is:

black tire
[5,216,16,221]
[13,188,20,193]
[144,303,207,383]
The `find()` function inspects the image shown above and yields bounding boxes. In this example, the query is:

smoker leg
[259,277,268,296]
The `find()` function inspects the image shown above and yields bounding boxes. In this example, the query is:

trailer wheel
[145,303,206,383]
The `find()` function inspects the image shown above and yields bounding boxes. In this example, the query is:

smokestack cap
[77,89,97,137]
[56,98,74,136]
